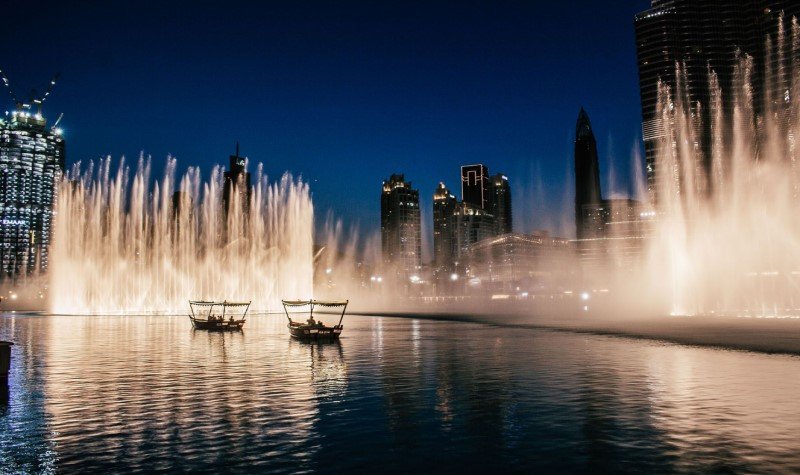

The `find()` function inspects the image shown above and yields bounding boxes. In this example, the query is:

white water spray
[49,156,314,314]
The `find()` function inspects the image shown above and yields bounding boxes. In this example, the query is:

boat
[282,300,349,340]
[188,300,251,330]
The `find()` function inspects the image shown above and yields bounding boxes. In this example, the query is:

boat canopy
[282,299,348,307]
[282,299,349,326]
[189,300,251,307]
[189,300,251,321]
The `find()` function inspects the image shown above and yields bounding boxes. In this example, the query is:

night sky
[2,0,650,255]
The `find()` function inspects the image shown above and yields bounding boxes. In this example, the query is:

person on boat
[307,316,316,326]
[316,320,324,328]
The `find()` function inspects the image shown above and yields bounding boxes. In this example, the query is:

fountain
[49,156,314,314]
[647,16,800,316]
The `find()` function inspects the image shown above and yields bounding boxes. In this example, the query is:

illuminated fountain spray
[49,156,314,314]
[648,17,800,316]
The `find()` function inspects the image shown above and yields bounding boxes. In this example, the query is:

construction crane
[0,68,21,110]
[0,69,60,114]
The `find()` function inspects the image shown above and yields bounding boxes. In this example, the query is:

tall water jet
[49,156,314,314]
[648,17,800,316]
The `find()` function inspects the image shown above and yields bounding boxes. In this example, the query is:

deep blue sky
[2,0,650,251]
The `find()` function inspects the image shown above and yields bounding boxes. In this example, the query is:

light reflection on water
[1,313,800,473]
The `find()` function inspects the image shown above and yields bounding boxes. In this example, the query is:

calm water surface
[1,313,799,473]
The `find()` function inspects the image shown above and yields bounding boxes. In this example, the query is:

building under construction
[0,71,65,278]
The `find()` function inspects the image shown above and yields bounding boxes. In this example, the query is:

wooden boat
[282,300,349,340]
[189,300,251,331]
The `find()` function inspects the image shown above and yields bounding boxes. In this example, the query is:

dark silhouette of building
[489,173,512,235]
[574,108,602,240]
[0,75,65,278]
[635,0,800,202]
[461,164,490,210]
[223,142,251,214]
[432,182,456,270]
[381,174,421,276]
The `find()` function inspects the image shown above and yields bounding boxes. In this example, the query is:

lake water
[1,313,799,473]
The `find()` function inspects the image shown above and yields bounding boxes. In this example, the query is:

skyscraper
[449,201,495,260]
[0,108,65,277]
[461,164,489,210]
[489,173,512,235]
[223,142,251,215]
[635,0,800,201]
[432,182,456,269]
[574,108,602,239]
[381,174,421,276]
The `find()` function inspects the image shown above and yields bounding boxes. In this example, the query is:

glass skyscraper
[635,0,800,202]
[0,108,65,277]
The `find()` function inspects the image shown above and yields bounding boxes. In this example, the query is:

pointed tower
[574,108,602,239]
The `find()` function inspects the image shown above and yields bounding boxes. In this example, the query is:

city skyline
[1,0,650,245]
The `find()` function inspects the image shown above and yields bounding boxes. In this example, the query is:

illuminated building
[489,173,512,235]
[381,174,421,276]
[464,232,573,293]
[432,182,456,270]
[635,0,800,202]
[449,201,494,260]
[574,108,602,240]
[461,164,490,210]
[0,94,65,277]
[575,199,656,278]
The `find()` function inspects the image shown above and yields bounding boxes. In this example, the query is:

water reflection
[1,313,800,472]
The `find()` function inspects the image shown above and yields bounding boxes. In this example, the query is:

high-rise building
[0,108,65,277]
[461,164,490,210]
[223,143,251,215]
[449,201,494,260]
[635,0,800,202]
[574,108,602,239]
[381,174,421,275]
[488,173,512,235]
[432,182,456,269]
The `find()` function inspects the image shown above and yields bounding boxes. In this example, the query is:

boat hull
[190,317,245,331]
[288,323,342,340]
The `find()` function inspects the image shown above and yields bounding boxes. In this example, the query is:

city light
[450,273,458,281]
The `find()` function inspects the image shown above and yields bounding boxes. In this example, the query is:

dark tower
[223,142,251,215]
[489,173,512,235]
[574,108,602,240]
[432,182,456,270]
[461,164,490,210]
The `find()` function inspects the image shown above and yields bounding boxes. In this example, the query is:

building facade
[574,108,602,240]
[464,232,574,293]
[0,109,65,277]
[432,182,456,270]
[449,201,494,261]
[461,164,490,210]
[381,174,421,276]
[635,0,800,202]
[575,199,656,278]
[489,173,512,235]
